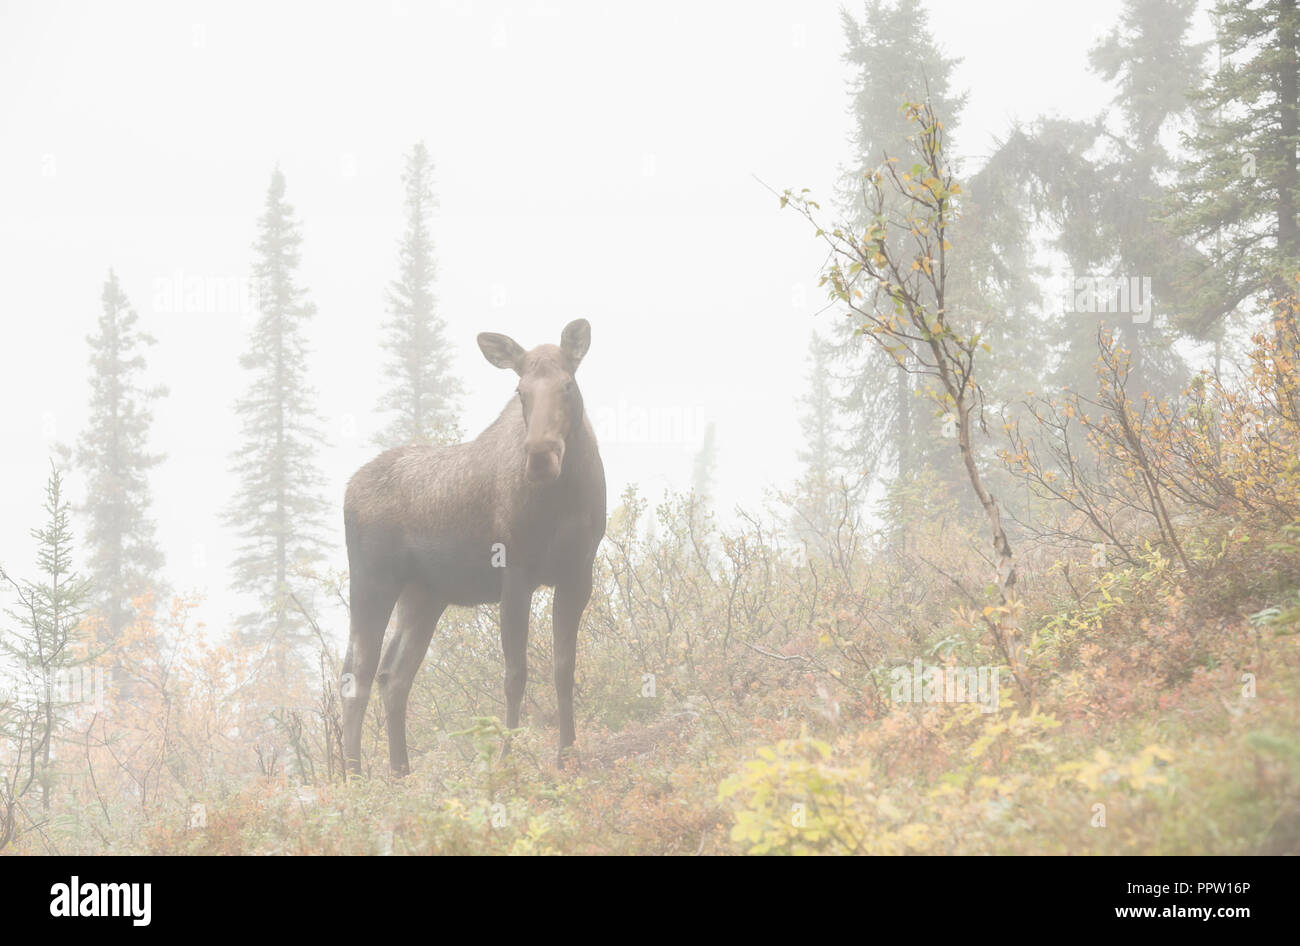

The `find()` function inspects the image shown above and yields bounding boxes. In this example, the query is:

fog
[12,0,1291,868]
[1,0,1134,628]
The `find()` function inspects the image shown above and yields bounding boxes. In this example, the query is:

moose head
[477,318,591,484]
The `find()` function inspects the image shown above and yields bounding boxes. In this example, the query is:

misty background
[1,0,1163,632]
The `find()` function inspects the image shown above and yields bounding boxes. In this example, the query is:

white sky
[1,0,1151,635]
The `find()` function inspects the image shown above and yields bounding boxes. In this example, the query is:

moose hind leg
[378,586,443,777]
[342,574,399,776]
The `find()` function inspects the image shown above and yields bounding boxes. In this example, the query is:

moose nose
[525,438,564,483]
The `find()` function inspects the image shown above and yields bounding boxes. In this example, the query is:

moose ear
[477,332,526,372]
[560,319,591,369]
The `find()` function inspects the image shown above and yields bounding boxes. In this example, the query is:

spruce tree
[945,143,1046,408]
[690,422,717,507]
[72,271,165,641]
[796,333,836,490]
[0,465,92,811]
[1174,0,1300,326]
[374,142,462,448]
[225,167,329,660]
[789,333,846,550]
[834,0,965,487]
[991,0,1207,397]
[1075,0,1205,394]
[826,0,977,545]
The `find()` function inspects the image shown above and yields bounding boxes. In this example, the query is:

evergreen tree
[1174,0,1300,327]
[72,271,165,641]
[1091,0,1207,154]
[945,142,1046,405]
[789,333,849,550]
[225,167,329,660]
[994,0,1207,397]
[374,142,462,448]
[796,333,836,490]
[833,0,965,487]
[690,422,717,507]
[1079,0,1206,394]
[0,465,92,811]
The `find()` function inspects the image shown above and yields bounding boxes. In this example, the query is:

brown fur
[341,321,606,775]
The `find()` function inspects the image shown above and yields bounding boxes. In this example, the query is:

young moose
[341,320,606,775]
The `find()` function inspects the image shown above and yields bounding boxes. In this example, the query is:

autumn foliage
[3,299,1299,854]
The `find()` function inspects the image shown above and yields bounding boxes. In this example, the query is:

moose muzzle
[525,437,564,483]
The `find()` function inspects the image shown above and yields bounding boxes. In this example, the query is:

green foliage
[1174,0,1300,322]
[374,141,463,449]
[992,0,1205,396]
[690,422,717,508]
[225,167,330,662]
[0,464,93,819]
[828,0,966,493]
[71,271,166,640]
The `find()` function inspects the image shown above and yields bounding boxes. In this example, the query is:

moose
[341,319,606,775]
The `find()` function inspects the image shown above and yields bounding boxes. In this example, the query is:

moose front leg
[553,573,592,762]
[499,575,533,731]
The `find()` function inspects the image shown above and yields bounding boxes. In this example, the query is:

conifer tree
[225,167,329,659]
[374,142,462,448]
[1175,0,1300,328]
[987,0,1207,397]
[833,0,965,485]
[691,422,718,507]
[72,271,165,641]
[789,333,847,550]
[1071,0,1204,394]
[0,465,92,811]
